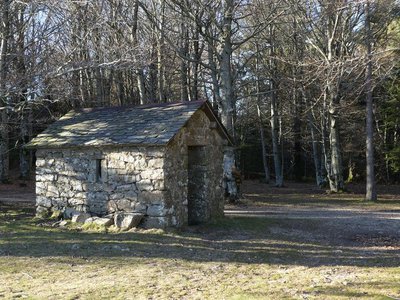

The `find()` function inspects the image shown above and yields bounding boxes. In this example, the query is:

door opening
[187,146,209,225]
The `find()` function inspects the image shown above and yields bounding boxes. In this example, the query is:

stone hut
[27,101,232,228]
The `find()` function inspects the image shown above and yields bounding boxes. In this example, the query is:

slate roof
[26,100,231,149]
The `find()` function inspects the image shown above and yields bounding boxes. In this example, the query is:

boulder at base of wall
[64,208,80,219]
[114,212,144,230]
[71,212,91,223]
[94,217,114,227]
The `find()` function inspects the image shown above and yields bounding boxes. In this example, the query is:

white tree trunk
[303,88,325,187]
[257,103,270,183]
[269,26,283,187]
[270,87,283,187]
[220,0,238,200]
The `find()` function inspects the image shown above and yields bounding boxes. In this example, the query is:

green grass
[1,197,400,299]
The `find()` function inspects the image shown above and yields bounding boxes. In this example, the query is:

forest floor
[0,180,400,299]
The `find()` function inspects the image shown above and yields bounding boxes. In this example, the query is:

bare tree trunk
[257,103,270,183]
[190,22,201,101]
[269,26,283,187]
[365,0,377,201]
[16,6,29,179]
[255,45,270,183]
[117,71,125,106]
[20,108,29,179]
[149,41,158,102]
[157,0,166,103]
[310,113,324,187]
[327,92,344,192]
[130,0,147,105]
[292,82,303,181]
[302,88,324,187]
[271,87,283,187]
[292,17,303,181]
[220,0,238,201]
[0,0,10,183]
[137,69,147,104]
[207,40,221,107]
[180,17,189,101]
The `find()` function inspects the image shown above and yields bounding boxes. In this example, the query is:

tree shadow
[1,208,399,268]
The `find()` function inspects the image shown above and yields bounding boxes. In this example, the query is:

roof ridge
[77,100,206,113]
[26,100,219,149]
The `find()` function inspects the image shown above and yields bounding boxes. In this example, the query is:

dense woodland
[0,0,399,200]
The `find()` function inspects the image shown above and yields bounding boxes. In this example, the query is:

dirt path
[226,205,400,248]
[0,179,35,207]
[224,180,400,257]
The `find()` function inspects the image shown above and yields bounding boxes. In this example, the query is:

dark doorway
[187,146,209,225]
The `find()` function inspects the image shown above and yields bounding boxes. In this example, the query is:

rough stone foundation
[35,146,174,228]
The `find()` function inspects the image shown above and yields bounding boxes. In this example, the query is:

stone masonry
[30,101,231,228]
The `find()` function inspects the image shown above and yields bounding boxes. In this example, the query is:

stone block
[123,175,136,183]
[133,203,147,213]
[136,157,148,170]
[59,220,69,227]
[84,217,99,224]
[71,212,91,223]
[153,180,165,191]
[107,200,118,213]
[123,154,136,163]
[109,193,124,201]
[64,207,80,219]
[54,162,64,172]
[94,217,114,227]
[114,212,144,230]
[37,174,56,182]
[37,196,52,208]
[59,189,74,198]
[140,216,167,229]
[69,180,84,192]
[36,168,52,176]
[108,160,126,169]
[138,191,164,204]
[147,158,164,169]
[74,192,86,199]
[136,179,153,192]
[116,184,136,192]
[147,204,166,217]
[36,159,46,167]
[114,199,133,212]
[141,169,163,181]
[47,185,60,196]
[68,197,86,207]
[125,191,139,200]
[145,148,164,158]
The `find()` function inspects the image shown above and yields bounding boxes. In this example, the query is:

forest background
[0,0,399,200]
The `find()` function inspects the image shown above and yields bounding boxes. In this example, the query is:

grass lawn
[1,181,400,299]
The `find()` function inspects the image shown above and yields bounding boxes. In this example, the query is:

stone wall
[35,146,174,228]
[36,108,226,229]
[165,109,225,226]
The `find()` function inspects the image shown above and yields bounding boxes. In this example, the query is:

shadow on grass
[1,207,399,268]
[244,194,400,207]
[314,281,400,299]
